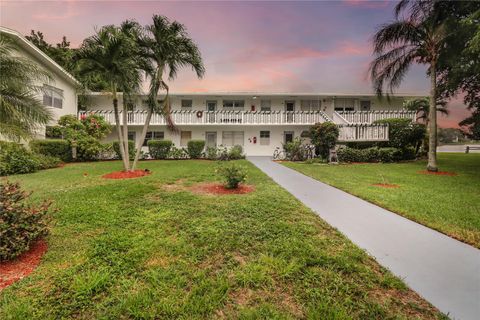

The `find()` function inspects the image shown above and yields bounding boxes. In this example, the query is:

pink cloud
[342,0,391,9]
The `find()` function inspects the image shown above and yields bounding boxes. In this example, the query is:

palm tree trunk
[131,108,152,171]
[122,100,130,171]
[427,64,438,172]
[112,92,128,171]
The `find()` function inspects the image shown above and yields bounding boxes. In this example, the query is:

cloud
[342,0,391,9]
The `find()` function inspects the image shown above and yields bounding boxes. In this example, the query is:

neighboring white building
[81,92,419,156]
[0,26,80,137]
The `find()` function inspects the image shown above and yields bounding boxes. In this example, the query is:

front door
[284,131,294,144]
[207,101,216,123]
[285,101,295,123]
[206,132,217,148]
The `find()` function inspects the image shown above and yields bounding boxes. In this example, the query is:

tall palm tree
[77,24,142,171]
[403,97,449,124]
[370,0,446,172]
[0,34,52,141]
[131,15,205,170]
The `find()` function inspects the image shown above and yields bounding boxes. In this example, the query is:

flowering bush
[0,181,51,261]
[217,163,247,189]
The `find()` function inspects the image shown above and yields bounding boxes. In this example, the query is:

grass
[283,153,480,248]
[0,160,446,319]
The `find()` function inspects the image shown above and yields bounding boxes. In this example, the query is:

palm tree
[77,24,142,171]
[370,0,446,172]
[131,15,205,170]
[403,97,449,124]
[0,34,52,141]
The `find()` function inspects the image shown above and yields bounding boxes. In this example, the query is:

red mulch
[0,240,48,291]
[102,169,151,179]
[372,183,400,188]
[191,183,255,195]
[417,170,458,176]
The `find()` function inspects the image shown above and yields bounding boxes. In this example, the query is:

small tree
[309,122,339,161]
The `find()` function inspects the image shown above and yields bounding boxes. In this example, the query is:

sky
[0,0,472,127]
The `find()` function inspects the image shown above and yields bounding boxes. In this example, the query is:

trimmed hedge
[0,142,61,176]
[113,140,136,160]
[30,139,71,162]
[337,146,416,163]
[374,118,426,150]
[148,140,172,159]
[187,140,205,159]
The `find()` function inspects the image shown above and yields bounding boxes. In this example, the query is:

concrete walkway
[248,157,480,320]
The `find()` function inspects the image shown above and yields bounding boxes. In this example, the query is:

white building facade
[0,26,80,137]
[81,92,419,156]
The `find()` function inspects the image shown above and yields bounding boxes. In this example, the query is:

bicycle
[273,147,286,160]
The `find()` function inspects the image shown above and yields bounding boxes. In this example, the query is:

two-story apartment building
[80,92,419,156]
[2,25,420,156]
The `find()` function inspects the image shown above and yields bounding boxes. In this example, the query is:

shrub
[218,146,230,161]
[228,145,245,160]
[147,140,172,159]
[36,154,62,170]
[168,146,188,159]
[374,118,426,150]
[0,143,40,176]
[76,136,104,161]
[217,163,247,189]
[45,125,63,139]
[0,181,50,261]
[112,140,136,160]
[205,146,218,160]
[187,140,205,159]
[30,139,71,162]
[81,114,112,140]
[283,138,306,161]
[337,146,411,163]
[310,122,339,160]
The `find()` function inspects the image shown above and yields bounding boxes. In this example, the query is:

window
[180,131,192,146]
[334,98,355,112]
[223,100,244,110]
[259,131,270,145]
[222,131,244,146]
[181,99,192,108]
[143,131,164,146]
[300,100,321,111]
[260,100,271,112]
[43,85,63,109]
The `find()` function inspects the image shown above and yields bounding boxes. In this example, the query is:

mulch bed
[102,169,151,179]
[191,183,255,195]
[0,240,48,291]
[372,183,400,188]
[417,170,458,176]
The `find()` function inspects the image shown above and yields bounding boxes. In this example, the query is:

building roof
[85,91,426,98]
[0,26,81,87]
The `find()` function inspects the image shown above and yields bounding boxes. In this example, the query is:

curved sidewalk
[248,156,480,320]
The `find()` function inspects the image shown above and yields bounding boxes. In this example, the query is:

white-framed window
[43,84,63,109]
[300,100,321,111]
[181,99,192,108]
[222,131,244,146]
[334,98,355,112]
[260,100,271,112]
[223,100,244,110]
[259,130,270,145]
[128,131,136,142]
[180,131,192,146]
[143,131,164,146]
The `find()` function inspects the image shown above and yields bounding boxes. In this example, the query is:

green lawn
[284,153,480,248]
[0,160,445,319]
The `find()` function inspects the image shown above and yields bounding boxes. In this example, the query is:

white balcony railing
[338,124,389,141]
[79,110,331,125]
[335,110,416,124]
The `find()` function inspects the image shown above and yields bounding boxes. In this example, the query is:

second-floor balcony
[334,110,416,124]
[79,110,332,126]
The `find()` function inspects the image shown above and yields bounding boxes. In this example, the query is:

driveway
[248,156,480,320]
